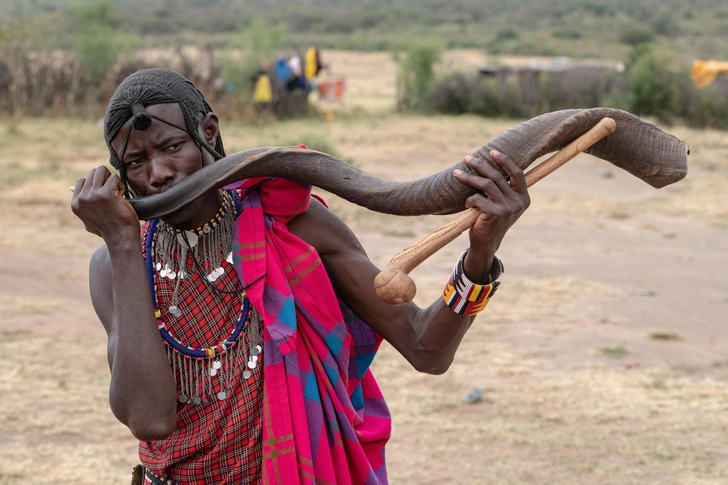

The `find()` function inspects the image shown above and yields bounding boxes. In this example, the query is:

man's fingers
[454,165,506,203]
[72,178,86,197]
[103,172,125,194]
[463,155,513,195]
[465,193,498,214]
[491,150,527,193]
[91,165,112,188]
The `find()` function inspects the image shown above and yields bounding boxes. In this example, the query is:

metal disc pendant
[193,397,201,405]
[251,347,260,356]
[247,360,256,369]
[217,391,227,401]
[252,355,258,363]
[155,262,162,271]
[160,268,167,278]
[167,270,177,280]
[254,336,263,344]
[243,370,252,379]
[177,231,198,248]
[207,272,218,282]
[210,367,217,376]
[203,225,212,234]
[226,252,233,264]
[179,394,188,403]
[213,360,222,370]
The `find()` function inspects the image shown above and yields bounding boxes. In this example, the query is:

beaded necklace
[143,192,262,405]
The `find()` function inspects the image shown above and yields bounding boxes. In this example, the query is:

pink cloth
[229,176,391,484]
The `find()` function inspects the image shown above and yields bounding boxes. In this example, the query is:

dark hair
[103,68,226,195]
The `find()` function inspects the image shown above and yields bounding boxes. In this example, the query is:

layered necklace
[144,191,262,405]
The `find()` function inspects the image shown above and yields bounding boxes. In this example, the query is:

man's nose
[148,155,175,187]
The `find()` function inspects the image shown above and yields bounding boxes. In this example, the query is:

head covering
[104,68,225,171]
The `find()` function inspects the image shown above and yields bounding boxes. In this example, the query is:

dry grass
[0,330,137,484]
[377,355,728,485]
[0,294,68,315]
[1,50,727,484]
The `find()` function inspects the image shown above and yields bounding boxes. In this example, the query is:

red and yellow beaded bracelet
[443,249,504,316]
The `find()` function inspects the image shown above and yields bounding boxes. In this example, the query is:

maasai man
[70,69,530,484]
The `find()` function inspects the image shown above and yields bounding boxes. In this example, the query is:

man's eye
[165,142,183,152]
[129,158,145,166]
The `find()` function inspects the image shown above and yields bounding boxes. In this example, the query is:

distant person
[70,68,530,484]
[305,46,323,80]
[252,64,273,114]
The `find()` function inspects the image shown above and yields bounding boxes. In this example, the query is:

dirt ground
[1,50,728,484]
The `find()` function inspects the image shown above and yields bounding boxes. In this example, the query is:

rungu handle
[374,117,617,305]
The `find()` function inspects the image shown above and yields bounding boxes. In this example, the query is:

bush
[680,81,728,130]
[552,28,583,39]
[694,90,728,129]
[217,19,284,110]
[539,67,626,112]
[73,25,124,89]
[486,28,521,54]
[68,0,124,89]
[619,27,655,46]
[397,42,442,112]
[427,73,525,118]
[428,44,728,131]
[625,45,681,123]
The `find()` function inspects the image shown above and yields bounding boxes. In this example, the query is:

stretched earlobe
[200,112,220,146]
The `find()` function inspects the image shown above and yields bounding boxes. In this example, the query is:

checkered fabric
[229,177,392,484]
[139,223,263,484]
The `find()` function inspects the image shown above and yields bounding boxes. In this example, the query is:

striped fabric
[443,250,503,316]
[229,176,392,484]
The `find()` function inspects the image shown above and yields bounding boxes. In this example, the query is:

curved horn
[129,108,688,220]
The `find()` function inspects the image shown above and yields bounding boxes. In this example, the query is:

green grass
[649,331,682,341]
[597,345,630,358]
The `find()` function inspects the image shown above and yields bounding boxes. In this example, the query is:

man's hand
[71,166,140,242]
[453,150,530,282]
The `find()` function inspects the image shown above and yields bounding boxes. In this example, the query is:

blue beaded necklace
[144,217,250,359]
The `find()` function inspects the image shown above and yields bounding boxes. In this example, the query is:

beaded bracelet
[443,249,504,316]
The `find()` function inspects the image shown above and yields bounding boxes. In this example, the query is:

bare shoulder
[89,244,115,335]
[287,197,364,257]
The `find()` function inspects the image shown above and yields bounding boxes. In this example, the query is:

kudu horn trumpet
[124,108,687,302]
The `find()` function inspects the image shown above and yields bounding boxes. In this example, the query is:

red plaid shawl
[230,177,391,484]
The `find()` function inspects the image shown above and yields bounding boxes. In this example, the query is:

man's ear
[200,112,220,147]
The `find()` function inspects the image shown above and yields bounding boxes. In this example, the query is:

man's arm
[288,150,529,374]
[73,167,177,441]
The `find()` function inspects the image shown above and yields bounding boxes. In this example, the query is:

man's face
[110,103,215,226]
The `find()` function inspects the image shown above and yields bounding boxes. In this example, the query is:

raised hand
[71,166,140,242]
[453,150,530,281]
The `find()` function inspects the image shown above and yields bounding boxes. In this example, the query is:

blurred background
[1,1,727,484]
[2,0,728,123]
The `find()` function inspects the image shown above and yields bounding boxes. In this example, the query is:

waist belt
[130,465,177,485]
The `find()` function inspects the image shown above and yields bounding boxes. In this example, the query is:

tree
[68,0,123,90]
[397,42,442,112]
